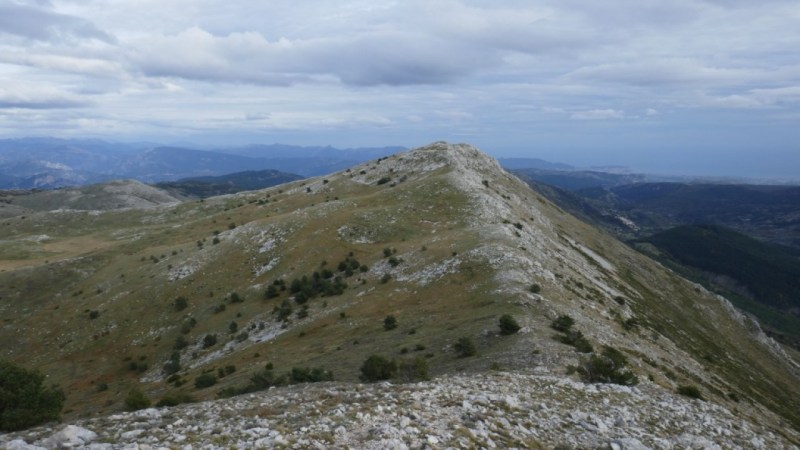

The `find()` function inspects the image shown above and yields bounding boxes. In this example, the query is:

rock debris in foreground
[2,371,794,449]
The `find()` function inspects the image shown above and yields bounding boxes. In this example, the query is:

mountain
[0,180,181,219]
[0,138,404,188]
[155,169,304,198]
[0,143,798,446]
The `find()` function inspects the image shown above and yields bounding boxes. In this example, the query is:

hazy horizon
[1,1,798,179]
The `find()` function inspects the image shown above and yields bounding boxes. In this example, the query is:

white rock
[427,435,439,445]
[121,429,144,440]
[4,439,46,450]
[39,425,97,448]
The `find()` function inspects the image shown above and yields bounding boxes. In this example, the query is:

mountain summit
[1,142,798,447]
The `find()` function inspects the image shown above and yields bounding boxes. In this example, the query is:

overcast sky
[0,0,798,177]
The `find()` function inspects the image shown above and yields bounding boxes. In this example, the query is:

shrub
[194,373,218,389]
[229,321,238,333]
[498,314,521,335]
[173,336,188,350]
[395,356,429,382]
[360,355,396,382]
[377,176,391,185]
[383,315,397,331]
[550,315,575,332]
[529,283,541,294]
[202,334,217,349]
[275,300,293,321]
[265,285,279,299]
[0,361,65,431]
[124,388,151,411]
[380,274,392,284]
[559,330,593,353]
[454,337,477,357]
[156,393,195,407]
[172,297,188,312]
[677,385,704,400]
[289,367,334,383]
[88,310,100,320]
[577,346,638,386]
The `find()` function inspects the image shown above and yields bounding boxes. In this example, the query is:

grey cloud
[563,59,764,87]
[0,86,91,109]
[0,3,115,43]
[131,27,496,86]
[0,98,89,109]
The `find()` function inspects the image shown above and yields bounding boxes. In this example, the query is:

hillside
[1,143,798,446]
[0,180,181,219]
[155,169,304,199]
[634,225,800,348]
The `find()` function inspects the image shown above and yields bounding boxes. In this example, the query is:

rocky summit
[1,371,795,449]
[1,142,799,448]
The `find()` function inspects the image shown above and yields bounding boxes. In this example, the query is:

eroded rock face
[2,372,795,449]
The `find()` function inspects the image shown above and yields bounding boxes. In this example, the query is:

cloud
[130,26,495,86]
[0,3,115,43]
[564,59,764,87]
[0,51,124,78]
[570,109,625,120]
[0,86,91,109]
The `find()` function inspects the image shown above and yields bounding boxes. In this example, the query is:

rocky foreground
[2,371,796,449]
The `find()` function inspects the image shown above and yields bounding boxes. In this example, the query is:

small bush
[550,315,575,332]
[454,337,477,358]
[194,373,218,389]
[380,273,392,284]
[156,393,195,407]
[577,346,638,386]
[559,329,593,353]
[360,355,396,382]
[124,388,151,411]
[377,176,391,185]
[173,296,188,311]
[498,314,521,335]
[677,385,704,400]
[265,285,279,299]
[383,315,397,331]
[202,334,217,349]
[173,336,188,350]
[289,367,334,383]
[0,361,65,431]
[529,283,541,294]
[395,356,430,382]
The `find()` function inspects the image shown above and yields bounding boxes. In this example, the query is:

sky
[0,0,799,178]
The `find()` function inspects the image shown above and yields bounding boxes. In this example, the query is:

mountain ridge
[1,142,798,446]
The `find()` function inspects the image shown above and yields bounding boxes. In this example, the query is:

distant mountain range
[0,138,402,189]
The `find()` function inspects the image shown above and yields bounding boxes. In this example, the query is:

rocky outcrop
[2,372,795,449]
